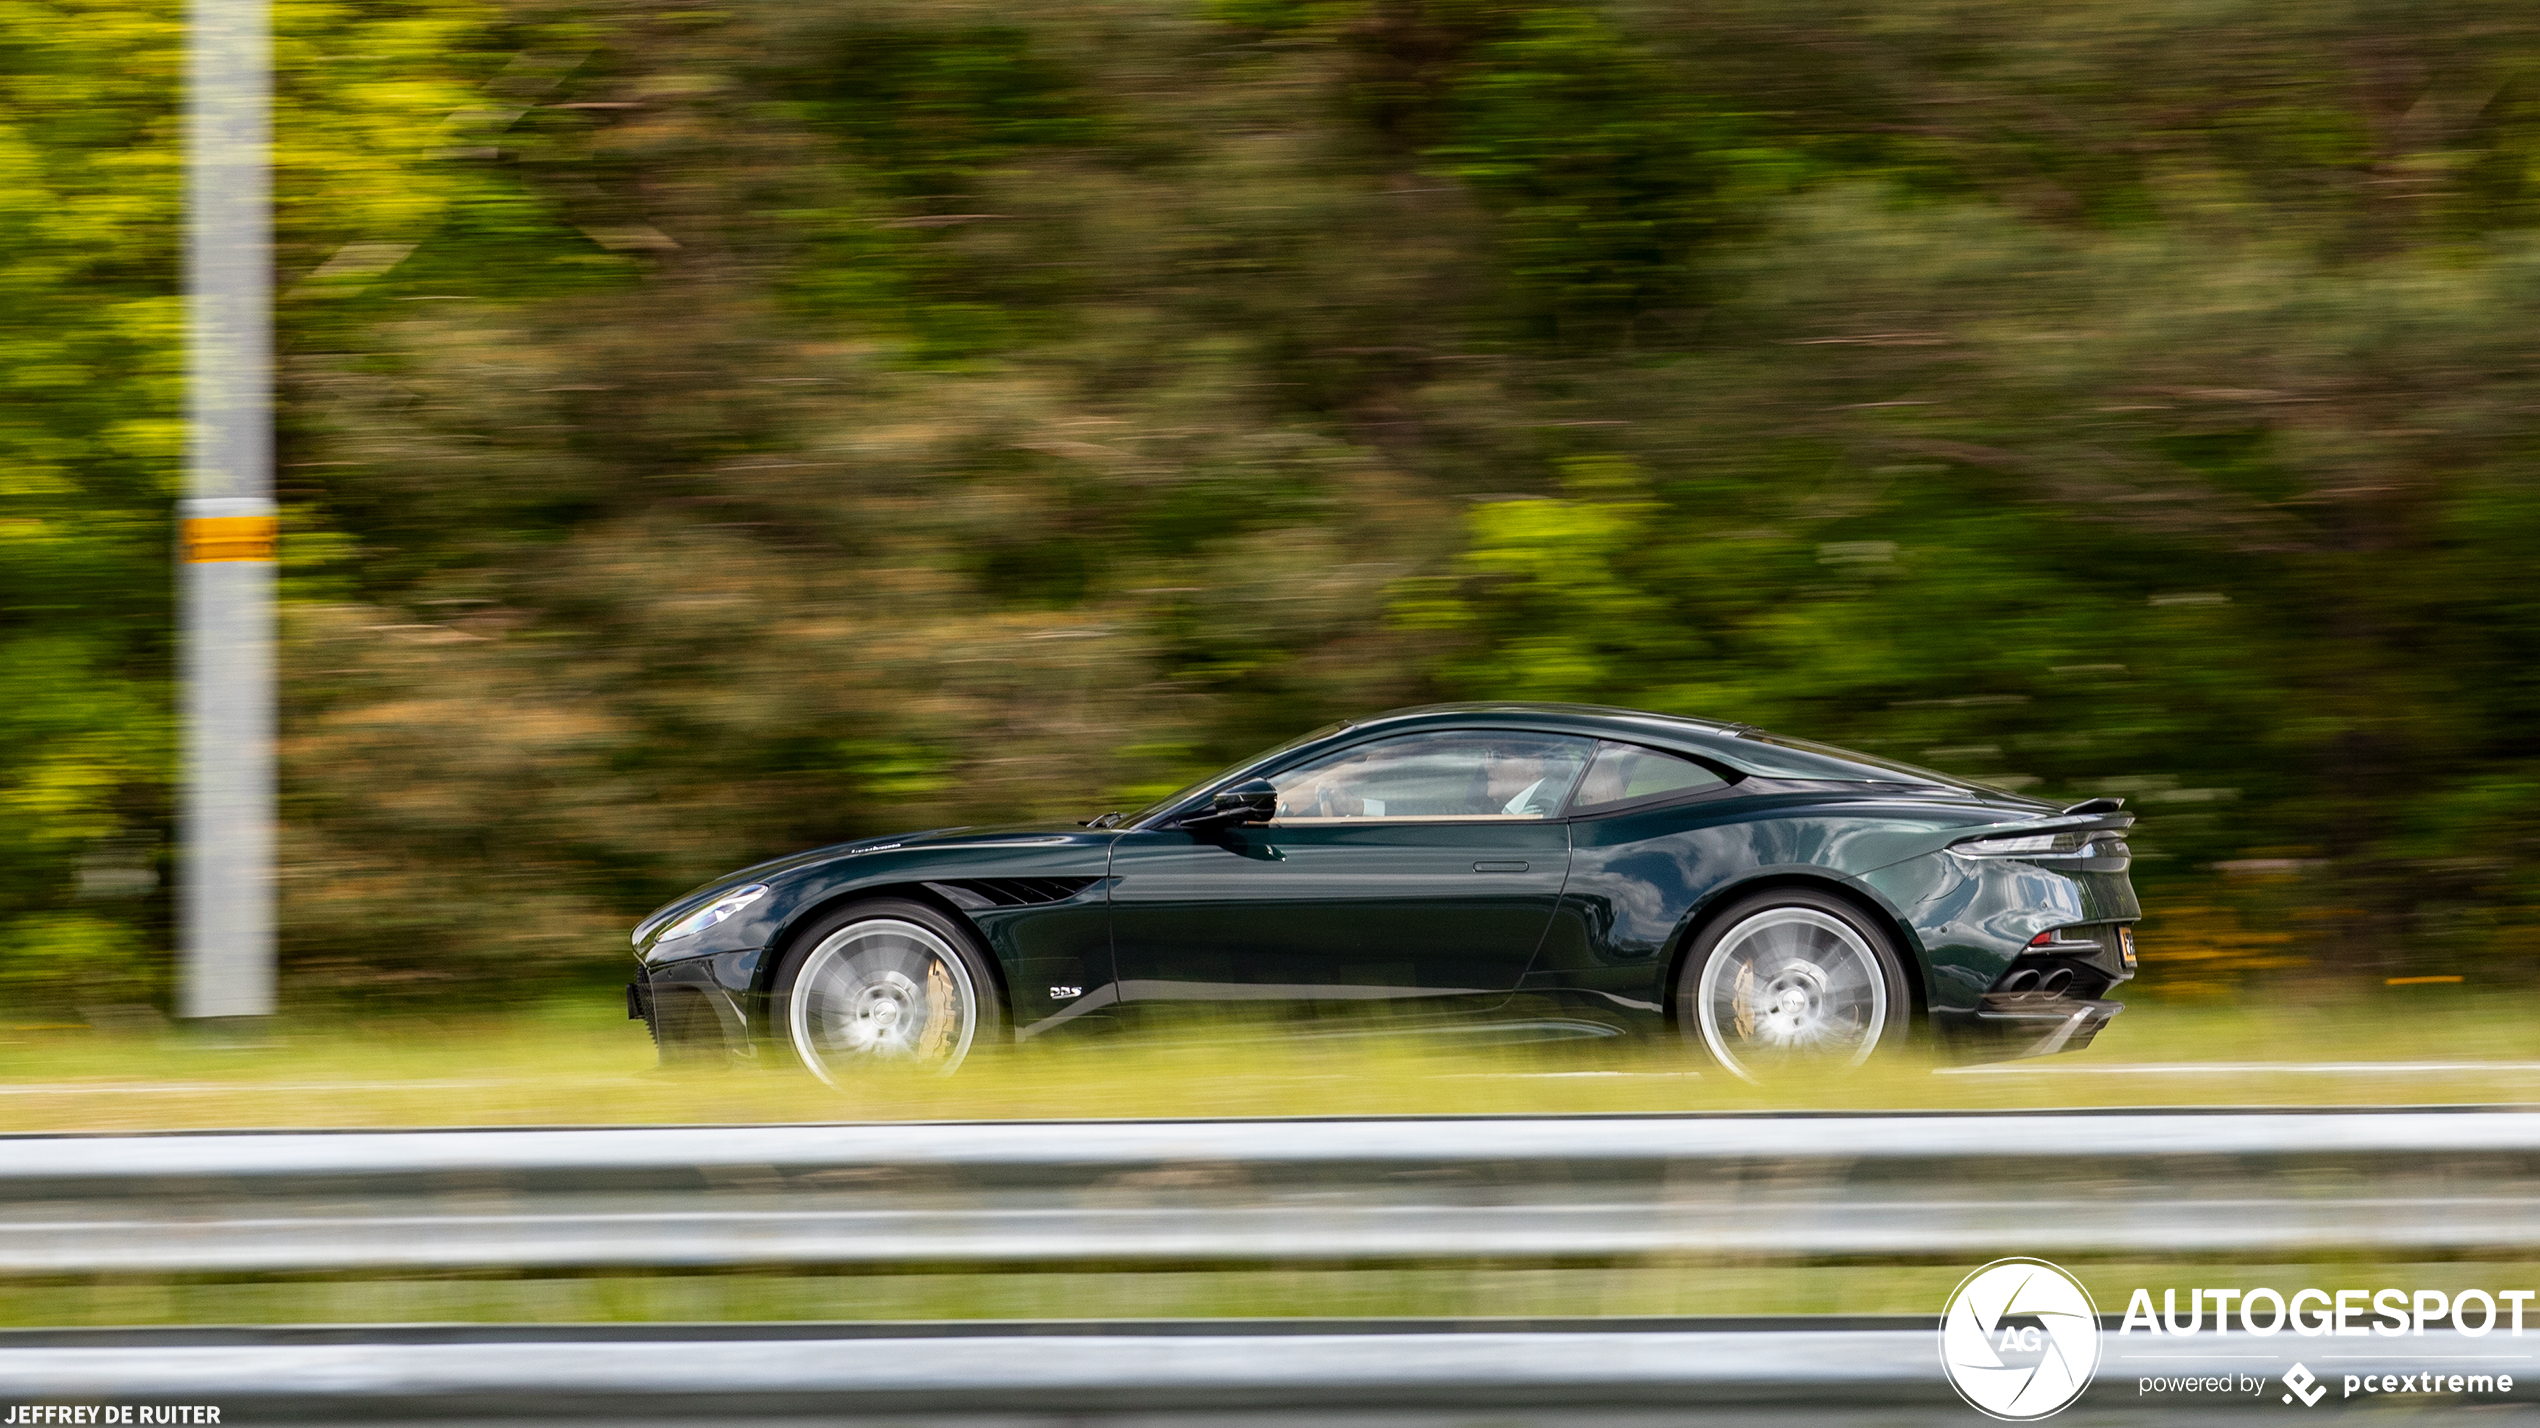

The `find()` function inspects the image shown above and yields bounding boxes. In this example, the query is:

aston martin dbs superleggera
[629,703,2140,1082]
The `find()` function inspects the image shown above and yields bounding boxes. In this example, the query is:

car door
[1107,729,1592,1014]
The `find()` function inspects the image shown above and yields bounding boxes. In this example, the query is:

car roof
[1348,702,1760,759]
[1352,701,1749,737]
[1337,702,2032,799]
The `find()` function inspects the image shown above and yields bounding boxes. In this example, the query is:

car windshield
[1125,720,1353,825]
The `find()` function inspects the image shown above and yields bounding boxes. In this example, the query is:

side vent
[925,877,1104,911]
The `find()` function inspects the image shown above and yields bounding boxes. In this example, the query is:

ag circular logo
[1939,1257,2101,1420]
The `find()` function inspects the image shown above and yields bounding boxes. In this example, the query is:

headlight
[656,884,769,942]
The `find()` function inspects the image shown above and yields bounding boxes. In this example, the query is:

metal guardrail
[8,1109,2540,1273]
[0,1320,2516,1419]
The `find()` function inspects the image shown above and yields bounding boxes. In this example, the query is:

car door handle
[1473,861,1530,873]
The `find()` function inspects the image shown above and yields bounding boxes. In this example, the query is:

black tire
[1677,888,1912,1084]
[770,897,1005,1083]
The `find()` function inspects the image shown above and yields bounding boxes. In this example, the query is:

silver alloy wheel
[1692,906,1890,1083]
[786,917,979,1084]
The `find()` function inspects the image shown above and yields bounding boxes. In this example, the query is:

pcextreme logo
[2283,1363,2327,1406]
[1940,1257,2102,1420]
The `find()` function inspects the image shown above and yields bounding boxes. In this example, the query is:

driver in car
[1484,744,1561,816]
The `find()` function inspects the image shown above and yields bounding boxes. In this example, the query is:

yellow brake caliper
[915,957,957,1059]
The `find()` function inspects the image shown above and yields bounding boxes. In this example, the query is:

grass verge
[4,1259,2528,1329]
[2,989,2537,1134]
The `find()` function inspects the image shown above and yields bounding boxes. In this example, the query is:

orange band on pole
[182,514,278,563]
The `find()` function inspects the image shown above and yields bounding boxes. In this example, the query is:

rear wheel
[1679,889,1910,1084]
[772,899,1002,1083]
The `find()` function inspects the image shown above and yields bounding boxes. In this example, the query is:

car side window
[1568,741,1727,814]
[1271,731,1594,821]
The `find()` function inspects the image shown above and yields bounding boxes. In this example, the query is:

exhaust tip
[2039,968,2074,996]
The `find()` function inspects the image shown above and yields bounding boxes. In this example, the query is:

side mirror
[1187,778,1277,827]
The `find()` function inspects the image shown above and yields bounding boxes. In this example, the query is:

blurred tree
[0,1,185,1008]
[16,0,2540,1009]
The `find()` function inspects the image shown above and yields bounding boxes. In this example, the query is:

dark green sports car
[629,703,2139,1082]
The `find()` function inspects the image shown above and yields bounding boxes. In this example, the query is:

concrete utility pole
[178,0,276,1020]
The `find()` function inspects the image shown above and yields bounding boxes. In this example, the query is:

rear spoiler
[1947,799,2135,851]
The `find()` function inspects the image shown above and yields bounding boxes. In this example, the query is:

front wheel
[772,899,1003,1084]
[1679,890,1911,1084]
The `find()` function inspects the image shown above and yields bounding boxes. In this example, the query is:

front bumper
[631,952,758,1064]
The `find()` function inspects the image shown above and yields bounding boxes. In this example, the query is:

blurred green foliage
[9,0,2540,1008]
